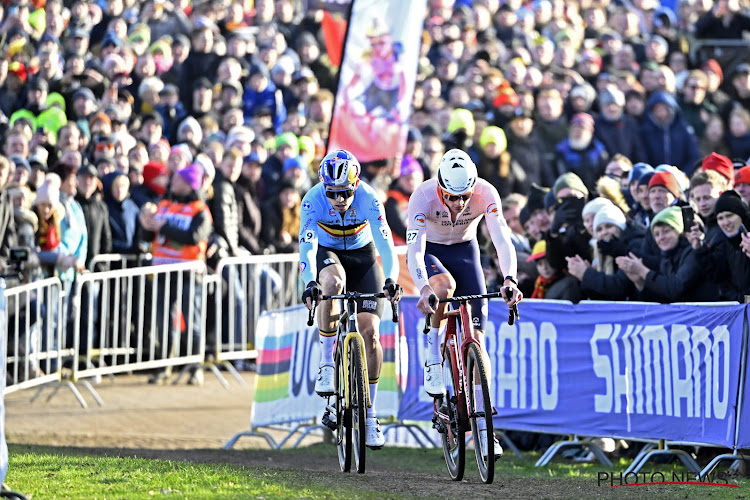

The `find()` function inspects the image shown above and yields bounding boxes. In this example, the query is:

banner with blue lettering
[737,307,750,449]
[398,298,745,448]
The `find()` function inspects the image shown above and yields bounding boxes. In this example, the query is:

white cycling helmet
[437,149,477,195]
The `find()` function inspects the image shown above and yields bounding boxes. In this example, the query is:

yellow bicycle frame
[341,328,371,410]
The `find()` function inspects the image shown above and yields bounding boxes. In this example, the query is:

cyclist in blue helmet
[299,149,403,450]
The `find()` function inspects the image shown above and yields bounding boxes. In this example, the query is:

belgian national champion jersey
[298,180,398,286]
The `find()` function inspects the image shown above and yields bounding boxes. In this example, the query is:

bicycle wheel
[335,339,351,472]
[440,349,465,481]
[349,337,367,473]
[466,343,495,484]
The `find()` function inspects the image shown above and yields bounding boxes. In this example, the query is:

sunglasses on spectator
[325,188,355,199]
[443,192,472,202]
[95,142,114,151]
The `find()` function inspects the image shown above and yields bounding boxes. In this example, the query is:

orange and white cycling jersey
[405,178,518,291]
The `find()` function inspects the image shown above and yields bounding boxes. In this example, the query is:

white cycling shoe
[365,417,385,449]
[315,365,335,396]
[479,429,503,459]
[423,362,445,398]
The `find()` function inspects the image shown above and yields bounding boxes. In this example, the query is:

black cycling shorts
[316,242,385,316]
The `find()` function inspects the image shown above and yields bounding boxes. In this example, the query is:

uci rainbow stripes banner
[251,304,399,427]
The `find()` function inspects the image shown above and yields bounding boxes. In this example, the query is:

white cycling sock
[319,331,336,366]
[475,384,486,431]
[426,326,441,365]
[367,382,378,418]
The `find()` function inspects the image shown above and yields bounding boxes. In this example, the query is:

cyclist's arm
[298,195,320,285]
[483,187,518,281]
[405,189,430,291]
[369,197,399,281]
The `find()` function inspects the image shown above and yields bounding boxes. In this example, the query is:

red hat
[701,152,734,182]
[701,59,723,84]
[143,161,168,196]
[735,165,750,186]
[493,88,520,108]
[648,170,681,197]
[570,112,595,131]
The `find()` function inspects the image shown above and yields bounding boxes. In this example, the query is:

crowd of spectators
[2,0,750,380]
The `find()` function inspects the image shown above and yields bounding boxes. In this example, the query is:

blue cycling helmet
[318,149,361,187]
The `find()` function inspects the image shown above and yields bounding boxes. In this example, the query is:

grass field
[4,443,749,500]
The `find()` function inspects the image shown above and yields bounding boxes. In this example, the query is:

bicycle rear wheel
[466,343,495,484]
[335,339,351,472]
[440,349,465,481]
[349,337,367,473]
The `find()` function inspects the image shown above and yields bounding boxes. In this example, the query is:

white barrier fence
[3,253,300,404]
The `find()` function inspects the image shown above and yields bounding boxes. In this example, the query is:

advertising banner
[327,0,427,162]
[735,307,750,448]
[252,304,399,427]
[398,298,745,448]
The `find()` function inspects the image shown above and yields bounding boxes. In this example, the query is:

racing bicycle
[425,288,519,484]
[308,291,399,473]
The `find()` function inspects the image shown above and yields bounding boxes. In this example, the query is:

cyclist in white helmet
[406,148,522,460]
[299,149,403,449]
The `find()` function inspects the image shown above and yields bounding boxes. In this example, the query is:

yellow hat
[527,240,547,262]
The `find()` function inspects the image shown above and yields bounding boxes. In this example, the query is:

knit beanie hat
[143,161,168,196]
[399,155,421,177]
[283,155,305,173]
[170,144,193,164]
[33,173,61,207]
[714,190,750,226]
[583,197,614,219]
[177,116,203,145]
[194,153,215,183]
[177,163,204,191]
[628,162,654,184]
[656,164,689,192]
[638,171,656,187]
[298,135,315,154]
[275,131,299,156]
[447,108,476,137]
[701,152,734,182]
[479,126,507,151]
[553,172,589,198]
[735,165,750,186]
[599,87,625,107]
[651,205,683,235]
[526,183,549,213]
[648,171,681,197]
[594,203,627,231]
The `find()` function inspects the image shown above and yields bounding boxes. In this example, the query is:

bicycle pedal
[432,416,446,433]
[321,411,337,431]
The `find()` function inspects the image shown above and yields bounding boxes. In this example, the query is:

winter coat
[505,128,555,188]
[476,150,528,198]
[727,130,750,162]
[638,91,700,176]
[594,113,647,162]
[639,238,705,303]
[242,81,286,133]
[209,170,241,256]
[179,51,219,111]
[0,188,16,270]
[103,172,140,255]
[234,176,264,255]
[76,191,112,268]
[695,233,750,302]
[554,137,610,194]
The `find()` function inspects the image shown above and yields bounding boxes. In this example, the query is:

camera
[3,247,30,280]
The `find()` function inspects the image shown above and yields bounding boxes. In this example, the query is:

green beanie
[298,135,315,153]
[447,108,475,137]
[651,205,683,235]
[275,132,299,156]
[9,109,36,129]
[46,92,66,112]
[553,172,589,198]
[479,126,507,151]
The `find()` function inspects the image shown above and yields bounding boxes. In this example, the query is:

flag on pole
[328,0,428,163]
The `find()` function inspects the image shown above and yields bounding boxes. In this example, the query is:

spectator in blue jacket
[554,112,609,194]
[242,62,286,133]
[103,172,140,255]
[638,90,700,175]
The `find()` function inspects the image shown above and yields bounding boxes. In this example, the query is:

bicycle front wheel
[335,339,351,472]
[467,343,495,484]
[349,337,367,473]
[441,349,465,481]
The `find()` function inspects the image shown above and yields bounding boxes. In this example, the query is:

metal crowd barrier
[4,278,64,395]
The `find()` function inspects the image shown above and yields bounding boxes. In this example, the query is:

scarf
[531,274,560,299]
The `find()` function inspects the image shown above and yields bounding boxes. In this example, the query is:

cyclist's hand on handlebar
[383,278,403,303]
[417,285,437,315]
[302,280,322,310]
[501,283,523,307]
